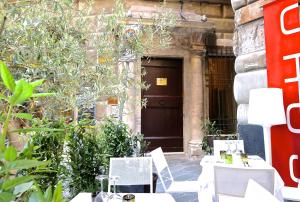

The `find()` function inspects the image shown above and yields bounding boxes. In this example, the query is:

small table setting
[197,140,285,202]
[71,163,176,202]
[71,174,175,202]
[71,192,175,202]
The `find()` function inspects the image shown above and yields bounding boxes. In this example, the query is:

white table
[71,192,176,202]
[198,155,285,202]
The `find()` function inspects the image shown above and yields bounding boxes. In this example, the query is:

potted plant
[201,120,221,155]
[99,117,158,193]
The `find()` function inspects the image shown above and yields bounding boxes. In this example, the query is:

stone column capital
[190,47,206,57]
[189,32,207,56]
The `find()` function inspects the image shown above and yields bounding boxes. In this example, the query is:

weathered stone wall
[81,0,235,46]
[231,0,272,124]
[90,0,235,153]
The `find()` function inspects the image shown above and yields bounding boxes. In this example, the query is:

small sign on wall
[156,78,167,86]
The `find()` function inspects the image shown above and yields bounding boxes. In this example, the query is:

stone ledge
[216,39,233,46]
[223,5,234,18]
[233,18,265,56]
[235,0,264,26]
[237,104,249,124]
[208,18,235,33]
[247,0,258,4]
[235,50,266,73]
[231,0,247,10]
[234,69,267,104]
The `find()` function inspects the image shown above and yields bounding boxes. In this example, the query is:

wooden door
[141,58,183,152]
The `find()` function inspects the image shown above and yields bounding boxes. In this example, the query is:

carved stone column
[123,61,139,132]
[188,33,206,158]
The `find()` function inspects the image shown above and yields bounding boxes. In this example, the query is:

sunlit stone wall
[89,0,235,153]
[231,0,272,124]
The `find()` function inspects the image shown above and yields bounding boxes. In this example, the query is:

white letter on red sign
[280,3,300,35]
[289,155,300,183]
[284,53,300,133]
[284,53,300,101]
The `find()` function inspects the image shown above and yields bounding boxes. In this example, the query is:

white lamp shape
[248,88,286,165]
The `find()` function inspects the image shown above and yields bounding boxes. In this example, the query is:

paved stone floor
[154,154,202,202]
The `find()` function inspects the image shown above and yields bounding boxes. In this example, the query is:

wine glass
[95,166,108,201]
[225,140,232,154]
[232,141,239,154]
[225,140,233,164]
[109,176,121,201]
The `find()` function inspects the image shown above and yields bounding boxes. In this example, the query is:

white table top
[198,155,285,202]
[71,192,176,202]
[200,155,272,169]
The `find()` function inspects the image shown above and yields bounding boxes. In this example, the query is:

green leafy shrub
[66,119,104,198]
[99,117,133,160]
[99,117,149,166]
[28,181,65,202]
[30,118,68,191]
[131,132,149,157]
[201,120,221,155]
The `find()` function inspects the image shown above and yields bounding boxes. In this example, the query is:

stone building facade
[93,0,235,153]
[231,0,273,124]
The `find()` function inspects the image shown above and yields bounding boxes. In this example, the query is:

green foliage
[0,61,51,150]
[0,61,15,92]
[1,0,176,120]
[203,120,221,136]
[66,119,104,198]
[131,132,149,157]
[0,0,102,116]
[0,144,51,202]
[0,61,64,201]
[99,117,149,163]
[30,118,68,191]
[99,117,133,160]
[29,181,65,202]
[94,0,176,120]
[201,120,221,155]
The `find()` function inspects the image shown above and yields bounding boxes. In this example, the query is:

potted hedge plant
[201,120,221,155]
[98,117,158,193]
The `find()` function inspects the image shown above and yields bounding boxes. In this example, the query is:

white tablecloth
[197,155,285,202]
[71,192,176,202]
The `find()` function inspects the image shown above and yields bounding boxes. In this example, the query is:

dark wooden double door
[141,58,183,152]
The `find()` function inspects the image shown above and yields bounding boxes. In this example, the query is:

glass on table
[225,140,233,164]
[109,175,121,201]
[225,153,233,164]
[241,153,249,167]
[95,166,109,201]
[232,141,237,154]
[220,150,226,160]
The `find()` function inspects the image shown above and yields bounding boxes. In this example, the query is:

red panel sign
[264,0,300,186]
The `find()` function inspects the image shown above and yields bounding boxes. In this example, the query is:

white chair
[213,140,244,159]
[108,157,153,193]
[282,184,300,201]
[214,165,275,202]
[218,179,280,202]
[245,179,279,202]
[150,147,200,192]
[282,155,300,201]
[218,195,245,202]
